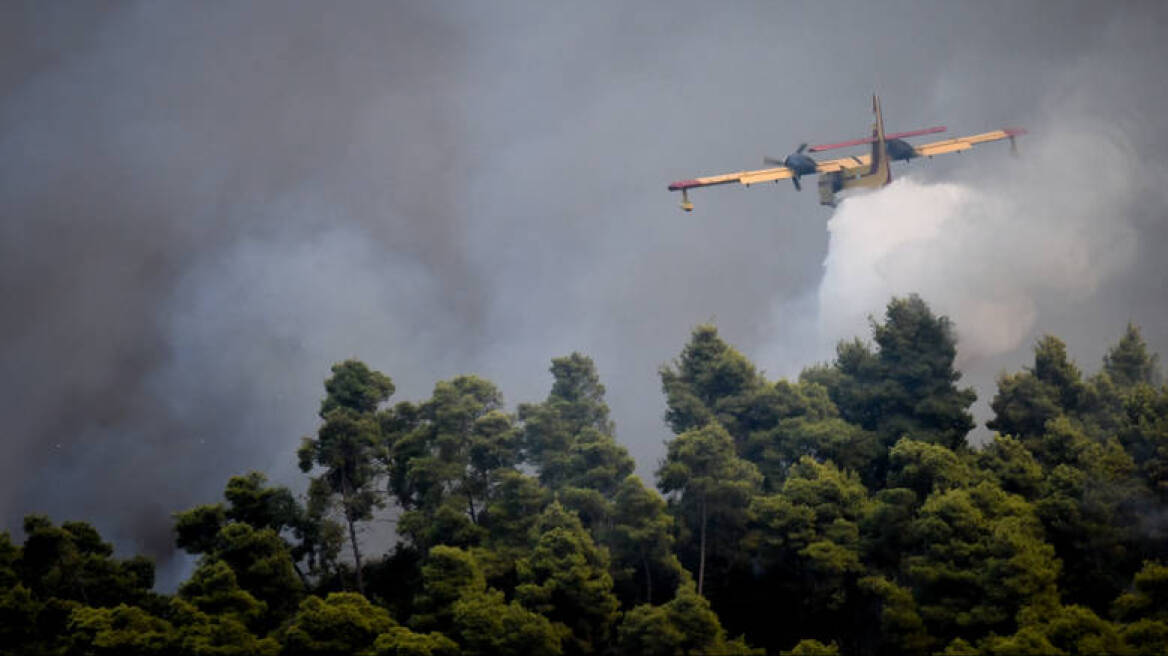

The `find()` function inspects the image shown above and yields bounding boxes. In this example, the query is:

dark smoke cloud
[2,1,1166,586]
[1,1,477,571]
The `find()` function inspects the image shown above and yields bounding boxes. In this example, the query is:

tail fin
[869,94,892,185]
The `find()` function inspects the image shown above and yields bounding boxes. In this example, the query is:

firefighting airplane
[667,95,1025,209]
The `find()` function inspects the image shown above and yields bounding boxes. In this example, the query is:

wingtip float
[668,95,1026,211]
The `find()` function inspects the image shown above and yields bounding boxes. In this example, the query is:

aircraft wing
[668,153,875,191]
[913,128,1026,158]
[669,166,793,190]
[814,153,871,173]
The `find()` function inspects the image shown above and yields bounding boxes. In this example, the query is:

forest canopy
[3,294,1167,656]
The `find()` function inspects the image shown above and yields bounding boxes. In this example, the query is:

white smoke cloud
[155,218,463,479]
[770,118,1147,376]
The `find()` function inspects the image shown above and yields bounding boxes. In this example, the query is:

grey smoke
[778,118,1150,369]
[762,10,1168,438]
[2,2,1166,588]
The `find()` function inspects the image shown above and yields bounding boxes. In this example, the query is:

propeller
[763,144,811,191]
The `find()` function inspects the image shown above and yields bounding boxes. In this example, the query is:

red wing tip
[1005,127,1027,136]
[669,180,700,190]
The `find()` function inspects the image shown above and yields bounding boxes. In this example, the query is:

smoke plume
[815,120,1147,365]
[763,14,1168,436]
[3,2,1166,588]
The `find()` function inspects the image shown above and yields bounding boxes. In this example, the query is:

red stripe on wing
[809,126,947,152]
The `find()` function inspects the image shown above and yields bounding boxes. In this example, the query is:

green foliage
[1012,602,1129,656]
[904,482,1059,640]
[279,592,397,656]
[213,523,303,624]
[413,545,487,632]
[547,354,615,433]
[975,435,1045,499]
[169,597,280,656]
[805,295,976,465]
[450,588,564,656]
[299,408,384,522]
[745,458,871,650]
[616,603,685,656]
[750,458,869,568]
[11,298,1168,656]
[222,472,300,533]
[857,575,932,655]
[411,544,564,655]
[556,429,635,524]
[610,475,682,605]
[516,503,620,654]
[481,469,550,554]
[420,546,564,651]
[0,532,17,588]
[1117,384,1168,499]
[178,560,266,626]
[743,380,879,490]
[18,515,154,608]
[373,626,459,656]
[1104,324,1161,388]
[68,603,176,655]
[964,602,1134,656]
[1027,419,1148,608]
[321,359,396,417]
[397,502,487,553]
[383,375,519,553]
[975,628,1062,655]
[175,504,229,556]
[989,369,1066,440]
[1119,618,1168,656]
[988,336,1086,440]
[175,472,340,588]
[300,361,395,594]
[984,330,1163,611]
[782,639,840,656]
[660,324,765,444]
[520,353,615,485]
[617,580,761,655]
[1112,561,1168,622]
[519,353,661,610]
[0,583,44,654]
[861,486,919,572]
[658,422,762,596]
[887,437,973,498]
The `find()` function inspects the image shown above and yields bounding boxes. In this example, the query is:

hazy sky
[3,1,1166,584]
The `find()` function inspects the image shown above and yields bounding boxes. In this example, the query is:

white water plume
[835,124,1142,360]
[768,120,1150,374]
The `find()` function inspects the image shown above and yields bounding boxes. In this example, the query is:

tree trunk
[642,551,653,604]
[342,471,365,595]
[698,495,707,597]
[347,512,364,595]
